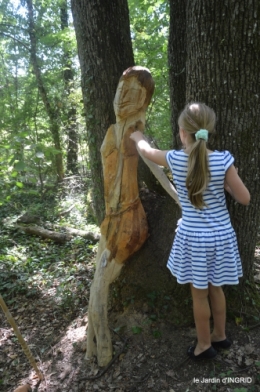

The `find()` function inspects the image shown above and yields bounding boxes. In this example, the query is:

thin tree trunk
[60,0,78,175]
[71,0,134,223]
[25,0,64,182]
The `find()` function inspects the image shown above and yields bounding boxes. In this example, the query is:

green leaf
[152,329,161,338]
[131,326,143,334]
[15,182,23,188]
[14,161,26,171]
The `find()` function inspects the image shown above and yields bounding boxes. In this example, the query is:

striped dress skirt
[167,224,243,289]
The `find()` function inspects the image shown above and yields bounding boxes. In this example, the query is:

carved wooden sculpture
[86,66,180,367]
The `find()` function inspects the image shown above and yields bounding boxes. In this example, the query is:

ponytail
[186,139,210,208]
[178,102,216,209]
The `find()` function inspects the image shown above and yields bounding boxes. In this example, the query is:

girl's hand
[130,130,145,143]
[135,120,145,132]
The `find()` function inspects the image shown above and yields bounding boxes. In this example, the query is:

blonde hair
[178,103,216,209]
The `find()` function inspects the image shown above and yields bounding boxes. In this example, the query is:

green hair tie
[195,129,208,141]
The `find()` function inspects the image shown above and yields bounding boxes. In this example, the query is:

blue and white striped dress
[166,150,243,289]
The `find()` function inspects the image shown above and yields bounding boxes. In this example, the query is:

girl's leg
[208,283,226,341]
[190,284,211,355]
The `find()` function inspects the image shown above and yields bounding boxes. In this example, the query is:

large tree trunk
[168,0,187,147]
[169,0,260,284]
[111,190,183,303]
[71,0,135,223]
[112,0,260,323]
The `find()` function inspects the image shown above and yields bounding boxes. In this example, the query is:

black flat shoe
[187,345,217,361]
[212,338,232,349]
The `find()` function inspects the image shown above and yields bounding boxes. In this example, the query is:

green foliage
[152,329,162,338]
[129,0,172,149]
[131,326,143,334]
[123,295,135,307]
[0,0,173,203]
[146,290,158,307]
[0,182,98,310]
[0,0,86,193]
[234,389,249,392]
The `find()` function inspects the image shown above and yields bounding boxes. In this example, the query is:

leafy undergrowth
[0,179,98,312]
[0,180,260,392]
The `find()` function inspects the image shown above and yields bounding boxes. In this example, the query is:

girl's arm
[224,165,250,205]
[130,130,169,167]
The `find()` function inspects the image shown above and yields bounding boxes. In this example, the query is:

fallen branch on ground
[57,204,76,217]
[52,224,100,241]
[16,224,100,243]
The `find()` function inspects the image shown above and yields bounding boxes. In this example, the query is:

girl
[130,102,250,361]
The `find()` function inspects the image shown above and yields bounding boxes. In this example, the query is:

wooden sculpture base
[86,236,123,366]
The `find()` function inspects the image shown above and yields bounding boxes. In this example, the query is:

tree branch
[0,32,30,50]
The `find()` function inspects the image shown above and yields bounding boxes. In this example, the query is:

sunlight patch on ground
[0,314,88,390]
[62,323,87,345]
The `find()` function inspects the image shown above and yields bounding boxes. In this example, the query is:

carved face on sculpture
[113,66,155,120]
[113,77,147,120]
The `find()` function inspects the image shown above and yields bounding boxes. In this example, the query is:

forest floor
[0,182,260,392]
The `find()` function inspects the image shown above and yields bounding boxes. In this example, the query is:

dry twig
[78,338,129,381]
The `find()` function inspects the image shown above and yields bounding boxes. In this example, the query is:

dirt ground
[1,257,260,392]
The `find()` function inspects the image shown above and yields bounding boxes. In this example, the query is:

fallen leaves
[0,194,259,392]
[13,384,32,392]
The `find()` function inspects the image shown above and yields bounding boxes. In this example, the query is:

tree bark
[169,0,260,284]
[168,0,187,147]
[110,190,184,317]
[60,0,78,175]
[71,0,135,223]
[25,0,64,182]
